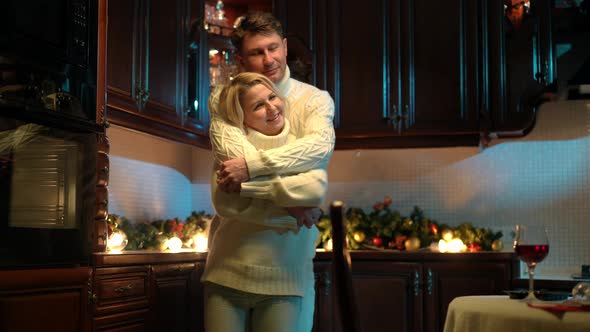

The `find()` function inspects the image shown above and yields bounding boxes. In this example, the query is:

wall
[108,99,589,279]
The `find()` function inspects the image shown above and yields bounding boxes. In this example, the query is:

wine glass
[513,224,549,302]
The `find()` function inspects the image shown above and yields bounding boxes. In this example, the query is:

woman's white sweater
[202,119,324,296]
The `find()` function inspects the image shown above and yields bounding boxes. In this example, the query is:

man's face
[237,32,288,83]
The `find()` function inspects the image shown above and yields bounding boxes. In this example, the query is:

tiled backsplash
[108,100,589,279]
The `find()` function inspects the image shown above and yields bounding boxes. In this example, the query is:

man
[207,11,335,332]
[209,11,335,198]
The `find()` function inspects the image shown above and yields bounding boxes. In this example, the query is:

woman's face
[240,83,285,136]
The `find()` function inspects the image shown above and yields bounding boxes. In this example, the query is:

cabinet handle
[402,104,409,128]
[88,292,98,304]
[134,87,150,109]
[414,271,420,297]
[101,166,109,175]
[314,271,331,296]
[427,268,433,295]
[141,89,150,108]
[114,284,133,294]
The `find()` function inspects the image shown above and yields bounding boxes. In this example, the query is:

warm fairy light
[167,236,183,252]
[107,230,128,252]
[438,238,467,253]
[193,233,208,252]
[442,229,454,242]
[323,239,333,251]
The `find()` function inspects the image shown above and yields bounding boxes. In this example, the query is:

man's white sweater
[202,120,323,296]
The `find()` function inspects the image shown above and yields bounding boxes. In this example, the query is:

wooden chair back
[330,201,362,332]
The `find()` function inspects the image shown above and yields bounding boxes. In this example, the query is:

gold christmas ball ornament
[491,239,504,251]
[404,236,421,251]
[353,231,366,243]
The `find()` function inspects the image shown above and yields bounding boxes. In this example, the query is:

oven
[1,0,100,268]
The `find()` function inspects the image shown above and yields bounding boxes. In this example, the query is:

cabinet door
[403,0,480,136]
[487,0,552,134]
[105,0,209,147]
[0,267,91,332]
[349,262,422,332]
[141,0,185,126]
[151,263,201,332]
[327,0,480,148]
[333,0,402,139]
[423,261,511,332]
[105,0,138,113]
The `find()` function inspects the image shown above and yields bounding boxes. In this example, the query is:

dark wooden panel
[93,308,151,332]
[337,0,398,137]
[152,264,197,332]
[350,262,422,332]
[106,0,135,102]
[0,267,90,332]
[144,0,182,124]
[408,0,479,134]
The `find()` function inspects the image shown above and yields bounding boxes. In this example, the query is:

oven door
[0,117,96,268]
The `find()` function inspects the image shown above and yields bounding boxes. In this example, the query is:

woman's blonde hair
[217,72,287,132]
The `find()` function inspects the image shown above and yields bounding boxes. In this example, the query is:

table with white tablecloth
[443,295,590,332]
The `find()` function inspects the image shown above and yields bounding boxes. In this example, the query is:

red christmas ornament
[372,237,384,247]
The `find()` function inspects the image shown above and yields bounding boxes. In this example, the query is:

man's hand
[286,207,322,229]
[217,157,249,193]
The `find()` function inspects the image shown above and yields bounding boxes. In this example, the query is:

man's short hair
[231,11,284,52]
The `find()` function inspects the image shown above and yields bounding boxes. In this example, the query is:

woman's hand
[286,207,322,229]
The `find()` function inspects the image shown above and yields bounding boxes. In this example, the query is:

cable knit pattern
[203,119,324,296]
[208,66,335,178]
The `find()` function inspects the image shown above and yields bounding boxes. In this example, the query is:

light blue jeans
[204,283,315,332]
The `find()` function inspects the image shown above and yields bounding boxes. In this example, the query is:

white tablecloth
[444,296,590,332]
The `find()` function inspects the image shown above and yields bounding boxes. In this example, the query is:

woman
[202,72,327,332]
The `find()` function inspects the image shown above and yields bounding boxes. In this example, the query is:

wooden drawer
[152,263,196,278]
[93,266,150,315]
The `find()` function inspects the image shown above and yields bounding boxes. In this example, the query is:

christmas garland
[106,211,212,251]
[316,196,503,252]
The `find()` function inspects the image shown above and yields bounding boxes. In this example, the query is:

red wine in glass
[513,225,549,302]
[514,244,549,265]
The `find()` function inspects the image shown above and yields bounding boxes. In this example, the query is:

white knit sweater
[202,119,323,296]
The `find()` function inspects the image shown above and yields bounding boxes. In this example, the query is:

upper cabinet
[328,0,482,149]
[486,0,554,135]
[101,0,554,150]
[105,0,208,147]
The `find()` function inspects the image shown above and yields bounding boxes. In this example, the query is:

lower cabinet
[0,267,91,332]
[346,252,516,332]
[91,252,206,332]
[151,262,205,332]
[89,251,515,332]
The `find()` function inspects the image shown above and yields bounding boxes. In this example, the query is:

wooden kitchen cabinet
[423,260,513,332]
[323,0,482,149]
[348,261,422,332]
[104,0,209,147]
[89,251,515,332]
[151,262,205,332]
[92,252,207,332]
[345,252,517,332]
[0,267,91,332]
[486,0,554,135]
[91,265,151,331]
